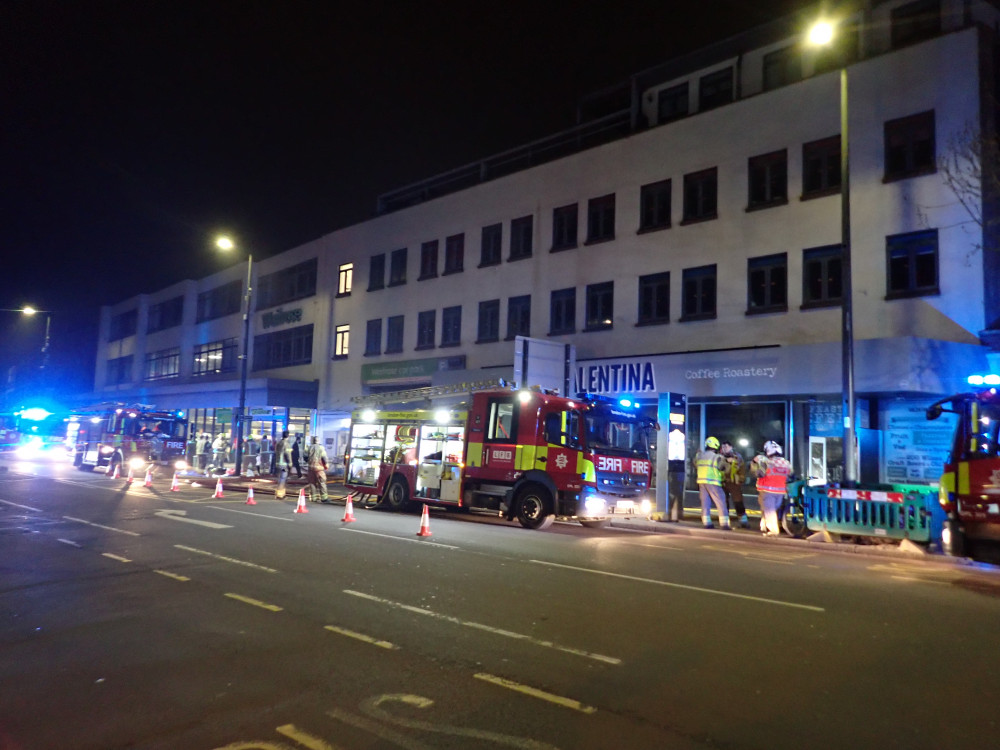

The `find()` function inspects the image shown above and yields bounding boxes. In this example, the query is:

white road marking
[64,516,141,536]
[205,505,294,521]
[102,553,131,563]
[344,589,621,665]
[224,592,283,612]
[530,559,826,613]
[174,544,277,573]
[57,538,82,548]
[0,498,43,512]
[324,625,399,650]
[340,527,460,549]
[474,673,597,714]
[276,724,342,750]
[154,509,232,528]
[154,570,190,582]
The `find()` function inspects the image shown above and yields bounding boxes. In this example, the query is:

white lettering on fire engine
[492,449,513,461]
[597,456,650,474]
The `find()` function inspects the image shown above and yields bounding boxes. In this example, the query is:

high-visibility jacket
[756,455,791,494]
[695,449,724,486]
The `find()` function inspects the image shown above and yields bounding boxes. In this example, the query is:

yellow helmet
[705,436,720,450]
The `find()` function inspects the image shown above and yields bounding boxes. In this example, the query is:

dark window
[147,296,184,333]
[748,150,788,209]
[419,241,438,280]
[196,280,241,323]
[681,265,717,321]
[891,0,941,49]
[682,168,718,223]
[368,253,385,291]
[144,347,179,380]
[365,319,382,356]
[109,309,138,340]
[477,299,500,343]
[510,215,533,260]
[586,194,615,243]
[699,67,733,111]
[584,281,614,331]
[639,179,671,232]
[256,258,317,310]
[388,248,407,286]
[747,253,788,314]
[416,310,435,350]
[441,305,461,346]
[480,223,502,267]
[886,229,939,298]
[549,288,576,335]
[386,315,404,353]
[802,136,841,197]
[638,271,670,325]
[657,82,689,124]
[552,203,578,251]
[252,324,313,370]
[334,324,349,359]
[337,262,353,297]
[802,245,843,308]
[106,355,133,386]
[444,234,464,274]
[763,45,801,91]
[193,338,237,376]
[507,295,531,339]
[885,111,935,180]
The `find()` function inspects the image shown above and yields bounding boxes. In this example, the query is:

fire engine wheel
[514,484,554,530]
[381,477,409,512]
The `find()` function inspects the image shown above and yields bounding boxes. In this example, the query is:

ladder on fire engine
[350,378,515,407]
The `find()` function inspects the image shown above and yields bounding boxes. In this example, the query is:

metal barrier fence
[802,485,939,543]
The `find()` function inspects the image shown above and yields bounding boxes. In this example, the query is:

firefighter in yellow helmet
[695,436,730,529]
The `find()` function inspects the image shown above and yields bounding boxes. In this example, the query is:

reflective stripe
[695,452,723,486]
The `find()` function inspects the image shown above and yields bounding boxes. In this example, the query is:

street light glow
[21,306,38,316]
[215,235,235,251]
[808,20,835,47]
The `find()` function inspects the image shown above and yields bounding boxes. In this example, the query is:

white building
[93,0,1000,487]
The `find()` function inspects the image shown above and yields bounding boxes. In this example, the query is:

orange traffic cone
[126,466,134,484]
[416,504,432,537]
[294,488,309,513]
[144,469,153,487]
[111,464,120,480]
[245,487,256,505]
[342,496,356,523]
[170,473,180,491]
[213,477,224,499]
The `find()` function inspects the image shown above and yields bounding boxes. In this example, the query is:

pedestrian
[291,436,303,479]
[195,433,209,472]
[305,436,329,503]
[695,436,730,530]
[720,441,749,528]
[755,440,792,537]
[274,429,292,499]
[211,433,229,472]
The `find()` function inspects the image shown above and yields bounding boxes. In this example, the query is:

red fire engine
[345,380,657,529]
[72,404,189,475]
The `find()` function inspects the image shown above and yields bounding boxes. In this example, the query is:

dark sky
[0,0,804,399]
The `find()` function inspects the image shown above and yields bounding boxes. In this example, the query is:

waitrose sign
[261,307,303,330]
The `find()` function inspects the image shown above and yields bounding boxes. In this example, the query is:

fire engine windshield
[133,417,186,439]
[585,409,653,457]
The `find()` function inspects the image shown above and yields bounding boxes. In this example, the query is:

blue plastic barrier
[802,485,939,544]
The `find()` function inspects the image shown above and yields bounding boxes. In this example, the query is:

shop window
[416,310,436,350]
[478,299,500,343]
[884,111,935,181]
[552,203,578,251]
[802,245,843,308]
[510,215,533,260]
[657,82,688,124]
[584,281,613,331]
[682,168,718,223]
[441,305,461,347]
[586,194,615,244]
[747,253,788,314]
[638,271,670,325]
[419,240,438,280]
[886,229,939,298]
[680,265,716,321]
[365,319,381,356]
[506,295,531,339]
[802,136,840,198]
[386,315,404,354]
[480,223,502,267]
[639,179,671,232]
[549,288,576,335]
[748,150,787,210]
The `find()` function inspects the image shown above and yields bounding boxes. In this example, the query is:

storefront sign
[883,403,955,483]
[575,361,656,394]
[684,366,778,380]
[362,356,466,385]
[261,307,303,330]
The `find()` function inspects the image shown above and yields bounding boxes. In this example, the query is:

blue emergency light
[968,374,1000,386]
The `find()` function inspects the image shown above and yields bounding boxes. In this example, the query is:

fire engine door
[482,397,517,475]
[542,409,582,489]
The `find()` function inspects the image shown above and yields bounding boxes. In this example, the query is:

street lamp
[808,19,857,486]
[216,235,253,476]
[2,306,51,371]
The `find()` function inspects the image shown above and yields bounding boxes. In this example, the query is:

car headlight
[639,498,653,515]
[100,446,114,455]
[584,495,607,516]
[128,457,145,469]
[174,460,188,471]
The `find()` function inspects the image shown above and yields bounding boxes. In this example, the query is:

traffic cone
[126,466,134,484]
[111,464,120,480]
[213,477,224,498]
[342,496,356,523]
[144,469,153,487]
[294,488,309,513]
[170,473,180,491]
[245,487,256,505]
[416,504,432,537]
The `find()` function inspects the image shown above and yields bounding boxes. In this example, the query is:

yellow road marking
[474,673,597,714]
[891,575,950,585]
[224,593,283,612]
[276,724,342,750]
[324,625,399,650]
[102,553,131,563]
[154,570,190,582]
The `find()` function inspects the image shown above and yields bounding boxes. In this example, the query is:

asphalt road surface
[2,456,1000,750]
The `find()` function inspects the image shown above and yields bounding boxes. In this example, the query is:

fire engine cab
[345,380,657,529]
[72,404,188,475]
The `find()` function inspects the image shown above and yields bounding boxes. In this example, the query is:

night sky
[1,0,804,400]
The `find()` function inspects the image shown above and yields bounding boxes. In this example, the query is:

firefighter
[755,440,792,537]
[305,436,329,503]
[695,436,730,530]
[274,430,292,499]
[720,441,749,528]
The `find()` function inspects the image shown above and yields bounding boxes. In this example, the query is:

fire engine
[345,379,657,529]
[926,381,1000,560]
[72,404,189,475]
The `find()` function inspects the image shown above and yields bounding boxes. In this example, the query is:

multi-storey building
[93,0,1000,487]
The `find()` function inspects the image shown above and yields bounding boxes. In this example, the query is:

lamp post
[2,306,51,371]
[216,236,253,477]
[809,20,857,487]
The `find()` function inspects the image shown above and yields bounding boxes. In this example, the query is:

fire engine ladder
[350,378,516,406]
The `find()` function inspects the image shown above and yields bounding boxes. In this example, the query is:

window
[477,299,500,343]
[552,203,578,251]
[699,67,733,111]
[885,110,935,180]
[639,179,671,232]
[480,223,502,267]
[657,82,688,124]
[747,253,788,314]
[441,305,462,346]
[386,315,404,353]
[334,324,349,359]
[416,310,436,350]
[253,324,314,370]
[507,295,531,339]
[365,319,382,356]
[763,46,801,91]
[388,248,407,286]
[419,240,439,280]
[586,194,615,243]
[748,150,787,209]
[638,271,670,325]
[486,398,518,443]
[510,215,533,260]
[891,0,940,49]
[337,262,353,297]
[886,229,939,298]
[802,136,840,197]
[193,338,237,376]
[196,280,242,322]
[444,234,464,274]
[109,309,138,340]
[147,296,183,333]
[682,167,718,223]
[144,347,180,380]
[802,245,843,308]
[549,288,576,335]
[681,265,717,321]
[584,281,613,331]
[106,355,133,386]
[368,253,385,291]
[256,258,317,310]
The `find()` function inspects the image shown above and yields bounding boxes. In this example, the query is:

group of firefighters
[694,436,792,536]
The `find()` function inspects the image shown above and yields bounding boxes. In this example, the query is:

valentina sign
[261,307,303,330]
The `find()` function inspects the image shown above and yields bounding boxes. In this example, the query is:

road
[2,457,999,750]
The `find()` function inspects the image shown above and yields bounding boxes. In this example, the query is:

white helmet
[763,440,782,455]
